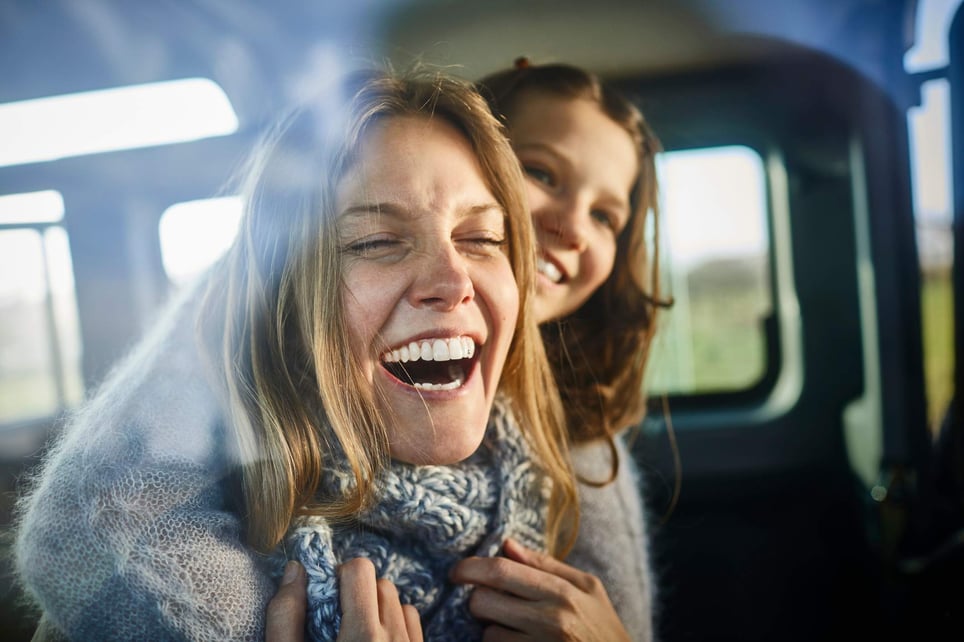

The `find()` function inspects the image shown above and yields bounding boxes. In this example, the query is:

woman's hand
[265,559,423,642]
[450,538,630,642]
[266,561,308,642]
[336,558,424,642]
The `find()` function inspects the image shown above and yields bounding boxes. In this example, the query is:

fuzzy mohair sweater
[15,280,656,641]
[567,437,657,641]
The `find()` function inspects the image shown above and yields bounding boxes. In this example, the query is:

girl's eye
[590,209,619,232]
[523,165,555,187]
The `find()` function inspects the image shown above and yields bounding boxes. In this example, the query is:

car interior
[0,1,960,640]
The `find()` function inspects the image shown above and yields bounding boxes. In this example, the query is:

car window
[0,191,84,423]
[647,145,773,396]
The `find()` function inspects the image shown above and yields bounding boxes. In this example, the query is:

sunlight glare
[0,78,238,167]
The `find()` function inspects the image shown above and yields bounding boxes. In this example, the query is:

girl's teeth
[537,257,562,283]
[382,337,476,363]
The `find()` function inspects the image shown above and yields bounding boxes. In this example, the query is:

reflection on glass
[159,196,243,286]
[0,190,64,224]
[0,78,238,167]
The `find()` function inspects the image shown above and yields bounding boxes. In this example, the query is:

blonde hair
[200,68,576,555]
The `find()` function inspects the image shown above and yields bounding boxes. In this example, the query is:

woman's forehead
[335,116,502,218]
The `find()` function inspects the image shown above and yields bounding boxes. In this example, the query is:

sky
[905,0,961,222]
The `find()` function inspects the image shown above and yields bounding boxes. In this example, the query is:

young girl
[451,61,667,641]
[15,68,577,641]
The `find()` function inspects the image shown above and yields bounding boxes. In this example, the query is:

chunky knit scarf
[284,400,550,641]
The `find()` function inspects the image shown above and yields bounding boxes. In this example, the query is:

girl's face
[508,93,638,323]
[335,116,519,465]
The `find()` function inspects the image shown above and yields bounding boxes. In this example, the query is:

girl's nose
[408,245,475,311]
[535,195,589,252]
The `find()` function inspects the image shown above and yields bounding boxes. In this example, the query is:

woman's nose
[535,195,589,251]
[408,245,475,311]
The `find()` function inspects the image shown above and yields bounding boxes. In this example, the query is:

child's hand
[450,538,630,642]
[336,558,424,642]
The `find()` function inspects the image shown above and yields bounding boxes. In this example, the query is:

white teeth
[413,378,463,391]
[449,337,464,359]
[537,257,563,283]
[380,336,477,364]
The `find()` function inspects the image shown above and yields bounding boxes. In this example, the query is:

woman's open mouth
[379,336,478,391]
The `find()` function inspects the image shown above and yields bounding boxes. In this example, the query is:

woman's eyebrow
[461,202,506,219]
[339,201,505,220]
[338,202,409,220]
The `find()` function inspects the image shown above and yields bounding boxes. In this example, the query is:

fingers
[337,557,424,641]
[451,540,629,641]
[467,584,546,633]
[451,556,542,600]
[501,537,599,594]
[266,561,307,642]
[338,557,380,629]
[481,624,530,642]
[451,548,574,602]
[451,554,575,632]
[376,578,407,632]
[403,605,424,642]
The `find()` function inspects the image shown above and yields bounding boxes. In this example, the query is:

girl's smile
[508,93,638,323]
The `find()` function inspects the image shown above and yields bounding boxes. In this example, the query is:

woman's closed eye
[457,234,507,257]
[343,236,402,256]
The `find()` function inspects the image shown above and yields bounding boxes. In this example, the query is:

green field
[921,273,953,436]
[646,263,953,433]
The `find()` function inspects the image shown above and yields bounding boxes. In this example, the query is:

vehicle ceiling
[0,0,916,130]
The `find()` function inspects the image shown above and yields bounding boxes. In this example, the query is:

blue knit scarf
[284,400,550,641]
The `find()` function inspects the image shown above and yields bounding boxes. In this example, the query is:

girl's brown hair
[200,67,576,555]
[478,62,670,462]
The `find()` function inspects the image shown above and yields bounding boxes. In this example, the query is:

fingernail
[282,560,301,585]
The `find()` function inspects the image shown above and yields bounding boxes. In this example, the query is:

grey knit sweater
[15,284,275,640]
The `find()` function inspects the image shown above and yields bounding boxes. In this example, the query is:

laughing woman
[15,68,576,641]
